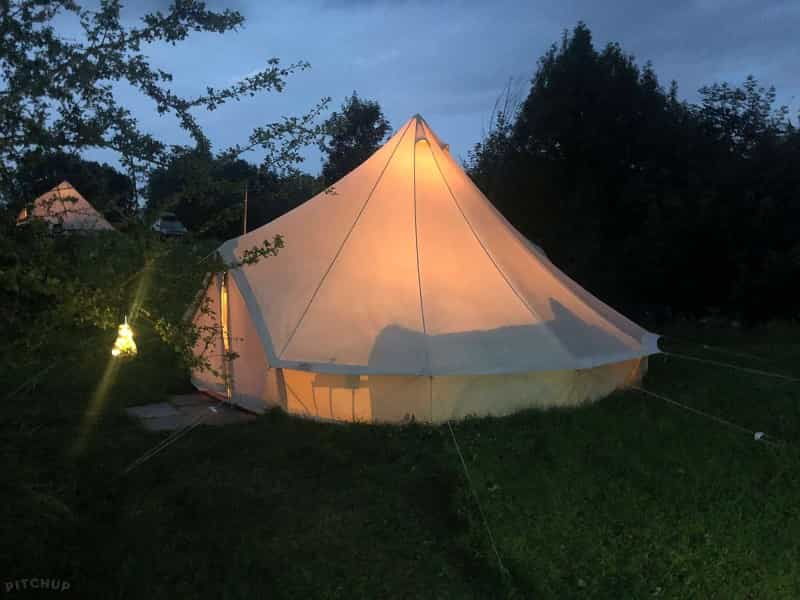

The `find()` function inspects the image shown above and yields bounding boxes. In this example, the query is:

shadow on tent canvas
[298,299,640,423]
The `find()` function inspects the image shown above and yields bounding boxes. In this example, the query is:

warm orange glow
[283,369,374,422]
[220,273,233,400]
[186,116,658,424]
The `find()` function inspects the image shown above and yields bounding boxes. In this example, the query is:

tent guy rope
[661,351,800,384]
[121,407,216,476]
[631,386,780,446]
[446,421,508,576]
[660,335,769,362]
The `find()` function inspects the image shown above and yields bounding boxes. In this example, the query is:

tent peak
[19,180,115,231]
[410,114,447,149]
[414,118,428,143]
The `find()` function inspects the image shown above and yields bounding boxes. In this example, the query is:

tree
[467,78,524,207]
[691,77,799,319]
[145,146,255,238]
[468,22,800,321]
[0,0,325,369]
[145,146,321,239]
[0,0,326,209]
[246,169,319,230]
[319,92,391,185]
[477,23,686,305]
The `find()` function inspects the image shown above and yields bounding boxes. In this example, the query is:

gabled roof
[218,116,659,375]
[18,181,115,231]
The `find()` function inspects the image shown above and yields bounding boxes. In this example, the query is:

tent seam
[456,169,648,348]
[412,126,432,376]
[277,120,414,359]
[425,133,576,361]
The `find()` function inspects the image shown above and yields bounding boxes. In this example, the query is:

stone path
[125,393,256,431]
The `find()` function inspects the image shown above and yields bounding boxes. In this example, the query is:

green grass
[2,241,800,598]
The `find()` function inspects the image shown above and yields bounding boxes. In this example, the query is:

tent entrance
[220,272,233,401]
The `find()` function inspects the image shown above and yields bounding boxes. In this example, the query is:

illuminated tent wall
[17,181,115,232]
[191,115,660,422]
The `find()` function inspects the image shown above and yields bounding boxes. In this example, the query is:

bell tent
[17,181,115,232]
[191,115,660,423]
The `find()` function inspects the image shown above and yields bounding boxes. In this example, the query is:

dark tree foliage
[319,92,391,185]
[246,170,319,228]
[469,23,800,322]
[0,0,324,354]
[12,150,136,220]
[145,147,321,239]
[0,0,324,207]
[146,146,252,238]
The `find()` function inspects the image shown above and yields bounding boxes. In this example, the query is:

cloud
[353,49,400,69]
[77,0,800,173]
[125,0,248,12]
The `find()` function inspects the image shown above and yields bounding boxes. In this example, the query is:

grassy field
[2,240,799,598]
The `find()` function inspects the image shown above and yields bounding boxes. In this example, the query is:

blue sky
[88,0,800,172]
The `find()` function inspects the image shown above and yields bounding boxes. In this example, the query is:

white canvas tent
[191,115,660,422]
[17,181,115,232]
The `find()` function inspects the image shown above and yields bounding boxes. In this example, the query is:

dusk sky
[91,0,799,172]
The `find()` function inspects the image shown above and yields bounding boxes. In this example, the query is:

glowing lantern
[111,316,137,358]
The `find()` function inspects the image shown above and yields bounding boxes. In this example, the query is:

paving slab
[169,394,210,407]
[138,414,195,432]
[125,402,180,419]
[206,407,257,426]
[125,394,256,431]
[175,403,212,419]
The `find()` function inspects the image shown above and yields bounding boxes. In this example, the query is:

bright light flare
[111,316,137,358]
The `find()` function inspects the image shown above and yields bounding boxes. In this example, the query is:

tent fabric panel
[431,358,646,421]
[414,138,534,336]
[282,370,393,422]
[279,125,428,371]
[275,359,645,424]
[414,138,578,373]
[202,115,658,382]
[226,275,282,413]
[217,121,413,361]
[423,127,656,365]
[189,274,227,397]
[424,126,647,343]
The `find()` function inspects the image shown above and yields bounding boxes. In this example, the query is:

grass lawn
[2,240,799,598]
